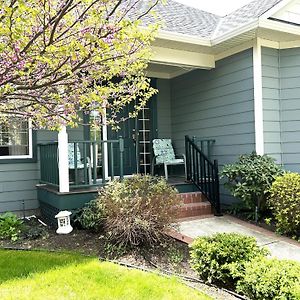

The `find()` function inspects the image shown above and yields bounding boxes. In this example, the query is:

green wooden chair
[151,139,186,180]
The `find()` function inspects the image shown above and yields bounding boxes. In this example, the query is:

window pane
[0,118,29,156]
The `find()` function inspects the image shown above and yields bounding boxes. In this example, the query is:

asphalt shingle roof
[140,0,220,38]
[213,0,284,37]
[140,0,285,40]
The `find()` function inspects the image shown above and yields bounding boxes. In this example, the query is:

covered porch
[37,42,232,223]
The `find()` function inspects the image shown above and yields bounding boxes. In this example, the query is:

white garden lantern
[55,210,73,234]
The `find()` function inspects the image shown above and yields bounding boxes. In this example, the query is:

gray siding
[156,79,172,138]
[261,47,282,164]
[170,49,255,204]
[262,47,300,172]
[280,47,300,172]
[0,128,84,214]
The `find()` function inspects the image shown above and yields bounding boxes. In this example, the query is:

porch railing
[185,135,222,216]
[39,138,124,189]
[39,143,59,186]
[192,136,215,160]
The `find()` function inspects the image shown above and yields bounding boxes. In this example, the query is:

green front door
[108,91,157,176]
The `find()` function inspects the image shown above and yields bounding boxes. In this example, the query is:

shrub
[190,233,268,285]
[268,173,300,236]
[99,175,180,247]
[236,257,300,300]
[0,212,23,241]
[76,199,105,232]
[221,152,283,211]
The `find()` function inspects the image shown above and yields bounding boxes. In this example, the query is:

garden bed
[0,217,240,300]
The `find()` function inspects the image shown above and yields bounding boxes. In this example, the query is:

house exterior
[2,0,300,217]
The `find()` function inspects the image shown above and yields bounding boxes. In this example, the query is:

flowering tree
[0,0,159,129]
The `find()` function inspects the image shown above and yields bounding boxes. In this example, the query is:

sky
[174,0,253,16]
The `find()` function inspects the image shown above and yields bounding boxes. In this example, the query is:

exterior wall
[156,79,172,138]
[0,127,84,214]
[262,46,300,172]
[170,49,255,204]
[280,47,300,172]
[261,47,282,164]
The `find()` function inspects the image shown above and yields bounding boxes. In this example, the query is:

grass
[0,250,211,300]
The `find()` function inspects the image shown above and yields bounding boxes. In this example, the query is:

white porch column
[102,110,109,180]
[253,38,264,155]
[58,126,70,192]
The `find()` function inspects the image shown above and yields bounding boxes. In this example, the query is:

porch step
[179,191,207,204]
[177,192,213,219]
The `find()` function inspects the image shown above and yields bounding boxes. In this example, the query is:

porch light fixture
[55,210,73,234]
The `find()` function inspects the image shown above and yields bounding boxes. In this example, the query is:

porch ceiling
[146,63,194,79]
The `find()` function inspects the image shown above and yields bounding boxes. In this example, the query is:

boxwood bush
[236,257,300,300]
[76,199,105,232]
[190,233,268,285]
[268,173,300,236]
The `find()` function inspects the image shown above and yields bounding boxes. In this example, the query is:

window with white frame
[0,117,32,159]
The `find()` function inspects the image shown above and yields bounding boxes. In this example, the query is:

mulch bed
[0,216,241,300]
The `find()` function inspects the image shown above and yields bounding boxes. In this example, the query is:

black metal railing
[185,135,221,216]
[192,137,215,160]
[39,138,124,188]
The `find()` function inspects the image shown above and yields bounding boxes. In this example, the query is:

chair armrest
[175,154,186,161]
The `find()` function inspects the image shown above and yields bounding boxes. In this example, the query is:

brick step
[177,201,212,219]
[179,191,207,204]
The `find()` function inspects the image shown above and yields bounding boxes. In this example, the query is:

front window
[0,117,32,159]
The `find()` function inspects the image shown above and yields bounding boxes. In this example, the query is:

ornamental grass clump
[190,233,268,286]
[268,173,300,237]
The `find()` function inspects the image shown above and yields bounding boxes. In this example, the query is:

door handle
[132,129,136,142]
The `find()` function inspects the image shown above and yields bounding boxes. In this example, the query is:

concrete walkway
[178,215,300,262]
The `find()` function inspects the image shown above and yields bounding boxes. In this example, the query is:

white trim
[58,126,70,193]
[212,20,258,45]
[0,118,33,160]
[259,38,300,49]
[157,30,211,46]
[215,40,254,61]
[259,0,294,20]
[259,39,280,49]
[280,39,300,48]
[253,38,264,155]
[259,18,300,36]
[151,46,215,69]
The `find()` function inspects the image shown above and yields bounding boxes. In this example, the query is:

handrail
[38,138,124,189]
[185,135,222,216]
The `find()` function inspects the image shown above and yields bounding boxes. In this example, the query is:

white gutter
[259,19,300,36]
[157,30,211,46]
[211,20,258,45]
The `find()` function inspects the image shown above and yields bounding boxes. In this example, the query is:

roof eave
[211,20,259,46]
[259,18,300,36]
[157,29,212,47]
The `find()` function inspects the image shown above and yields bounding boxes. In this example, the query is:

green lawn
[0,250,211,300]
